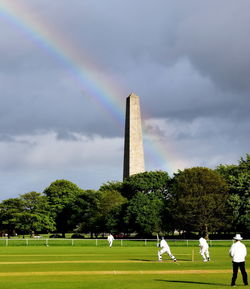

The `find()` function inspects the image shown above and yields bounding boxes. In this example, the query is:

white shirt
[107,235,114,242]
[160,239,169,249]
[230,241,247,263]
[199,237,209,249]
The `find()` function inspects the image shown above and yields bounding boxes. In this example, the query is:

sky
[0,0,249,200]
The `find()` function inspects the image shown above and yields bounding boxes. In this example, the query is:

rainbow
[0,1,180,175]
[0,0,125,125]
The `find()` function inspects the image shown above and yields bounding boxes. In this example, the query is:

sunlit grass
[0,245,247,288]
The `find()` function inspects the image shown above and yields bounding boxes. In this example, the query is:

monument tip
[128,92,138,98]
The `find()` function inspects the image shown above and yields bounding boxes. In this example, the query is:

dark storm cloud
[0,1,123,138]
[175,1,250,93]
[2,0,249,132]
[48,0,249,122]
[0,45,120,138]
[0,0,249,198]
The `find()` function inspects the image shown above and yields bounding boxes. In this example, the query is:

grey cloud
[1,0,249,131]
[0,131,123,199]
[0,0,249,199]
[174,1,250,93]
[144,115,249,173]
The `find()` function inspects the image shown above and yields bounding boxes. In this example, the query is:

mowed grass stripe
[0,269,233,276]
[0,254,190,257]
[0,253,191,255]
[0,260,188,264]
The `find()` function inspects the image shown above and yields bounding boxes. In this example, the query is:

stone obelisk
[123,93,145,180]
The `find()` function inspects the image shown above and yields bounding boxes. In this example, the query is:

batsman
[158,237,177,262]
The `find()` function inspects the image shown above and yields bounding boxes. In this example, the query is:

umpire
[229,234,248,287]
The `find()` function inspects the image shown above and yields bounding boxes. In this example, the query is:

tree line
[0,154,249,238]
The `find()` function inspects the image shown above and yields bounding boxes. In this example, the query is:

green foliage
[122,171,170,199]
[216,154,250,196]
[99,181,123,193]
[170,167,229,235]
[43,180,84,236]
[1,154,249,238]
[70,188,127,236]
[43,179,84,210]
[216,154,250,231]
[98,189,127,232]
[98,181,128,232]
[69,190,101,236]
[124,192,164,236]
[0,192,55,236]
[17,192,55,236]
[0,198,23,236]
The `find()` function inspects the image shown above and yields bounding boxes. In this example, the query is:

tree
[169,167,229,236]
[0,192,55,237]
[43,179,84,237]
[69,189,127,237]
[0,198,23,237]
[124,192,164,236]
[98,189,127,233]
[216,154,250,232]
[69,190,101,237]
[16,192,56,237]
[99,181,123,193]
[122,171,170,199]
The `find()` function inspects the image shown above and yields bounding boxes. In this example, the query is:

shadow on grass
[155,280,228,286]
[130,258,191,262]
[129,259,152,262]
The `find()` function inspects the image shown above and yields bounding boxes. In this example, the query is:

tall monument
[123,93,145,180]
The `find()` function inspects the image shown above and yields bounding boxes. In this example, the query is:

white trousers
[200,247,209,260]
[158,247,175,261]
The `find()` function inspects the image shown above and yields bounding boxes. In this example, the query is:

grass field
[0,242,248,288]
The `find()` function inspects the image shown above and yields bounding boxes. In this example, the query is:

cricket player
[107,233,114,247]
[199,234,210,262]
[158,237,176,262]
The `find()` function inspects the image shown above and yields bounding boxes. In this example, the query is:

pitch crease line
[0,270,234,277]
[0,260,187,264]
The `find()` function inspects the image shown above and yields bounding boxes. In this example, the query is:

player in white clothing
[107,233,114,247]
[229,234,248,286]
[158,237,176,262]
[199,234,210,262]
